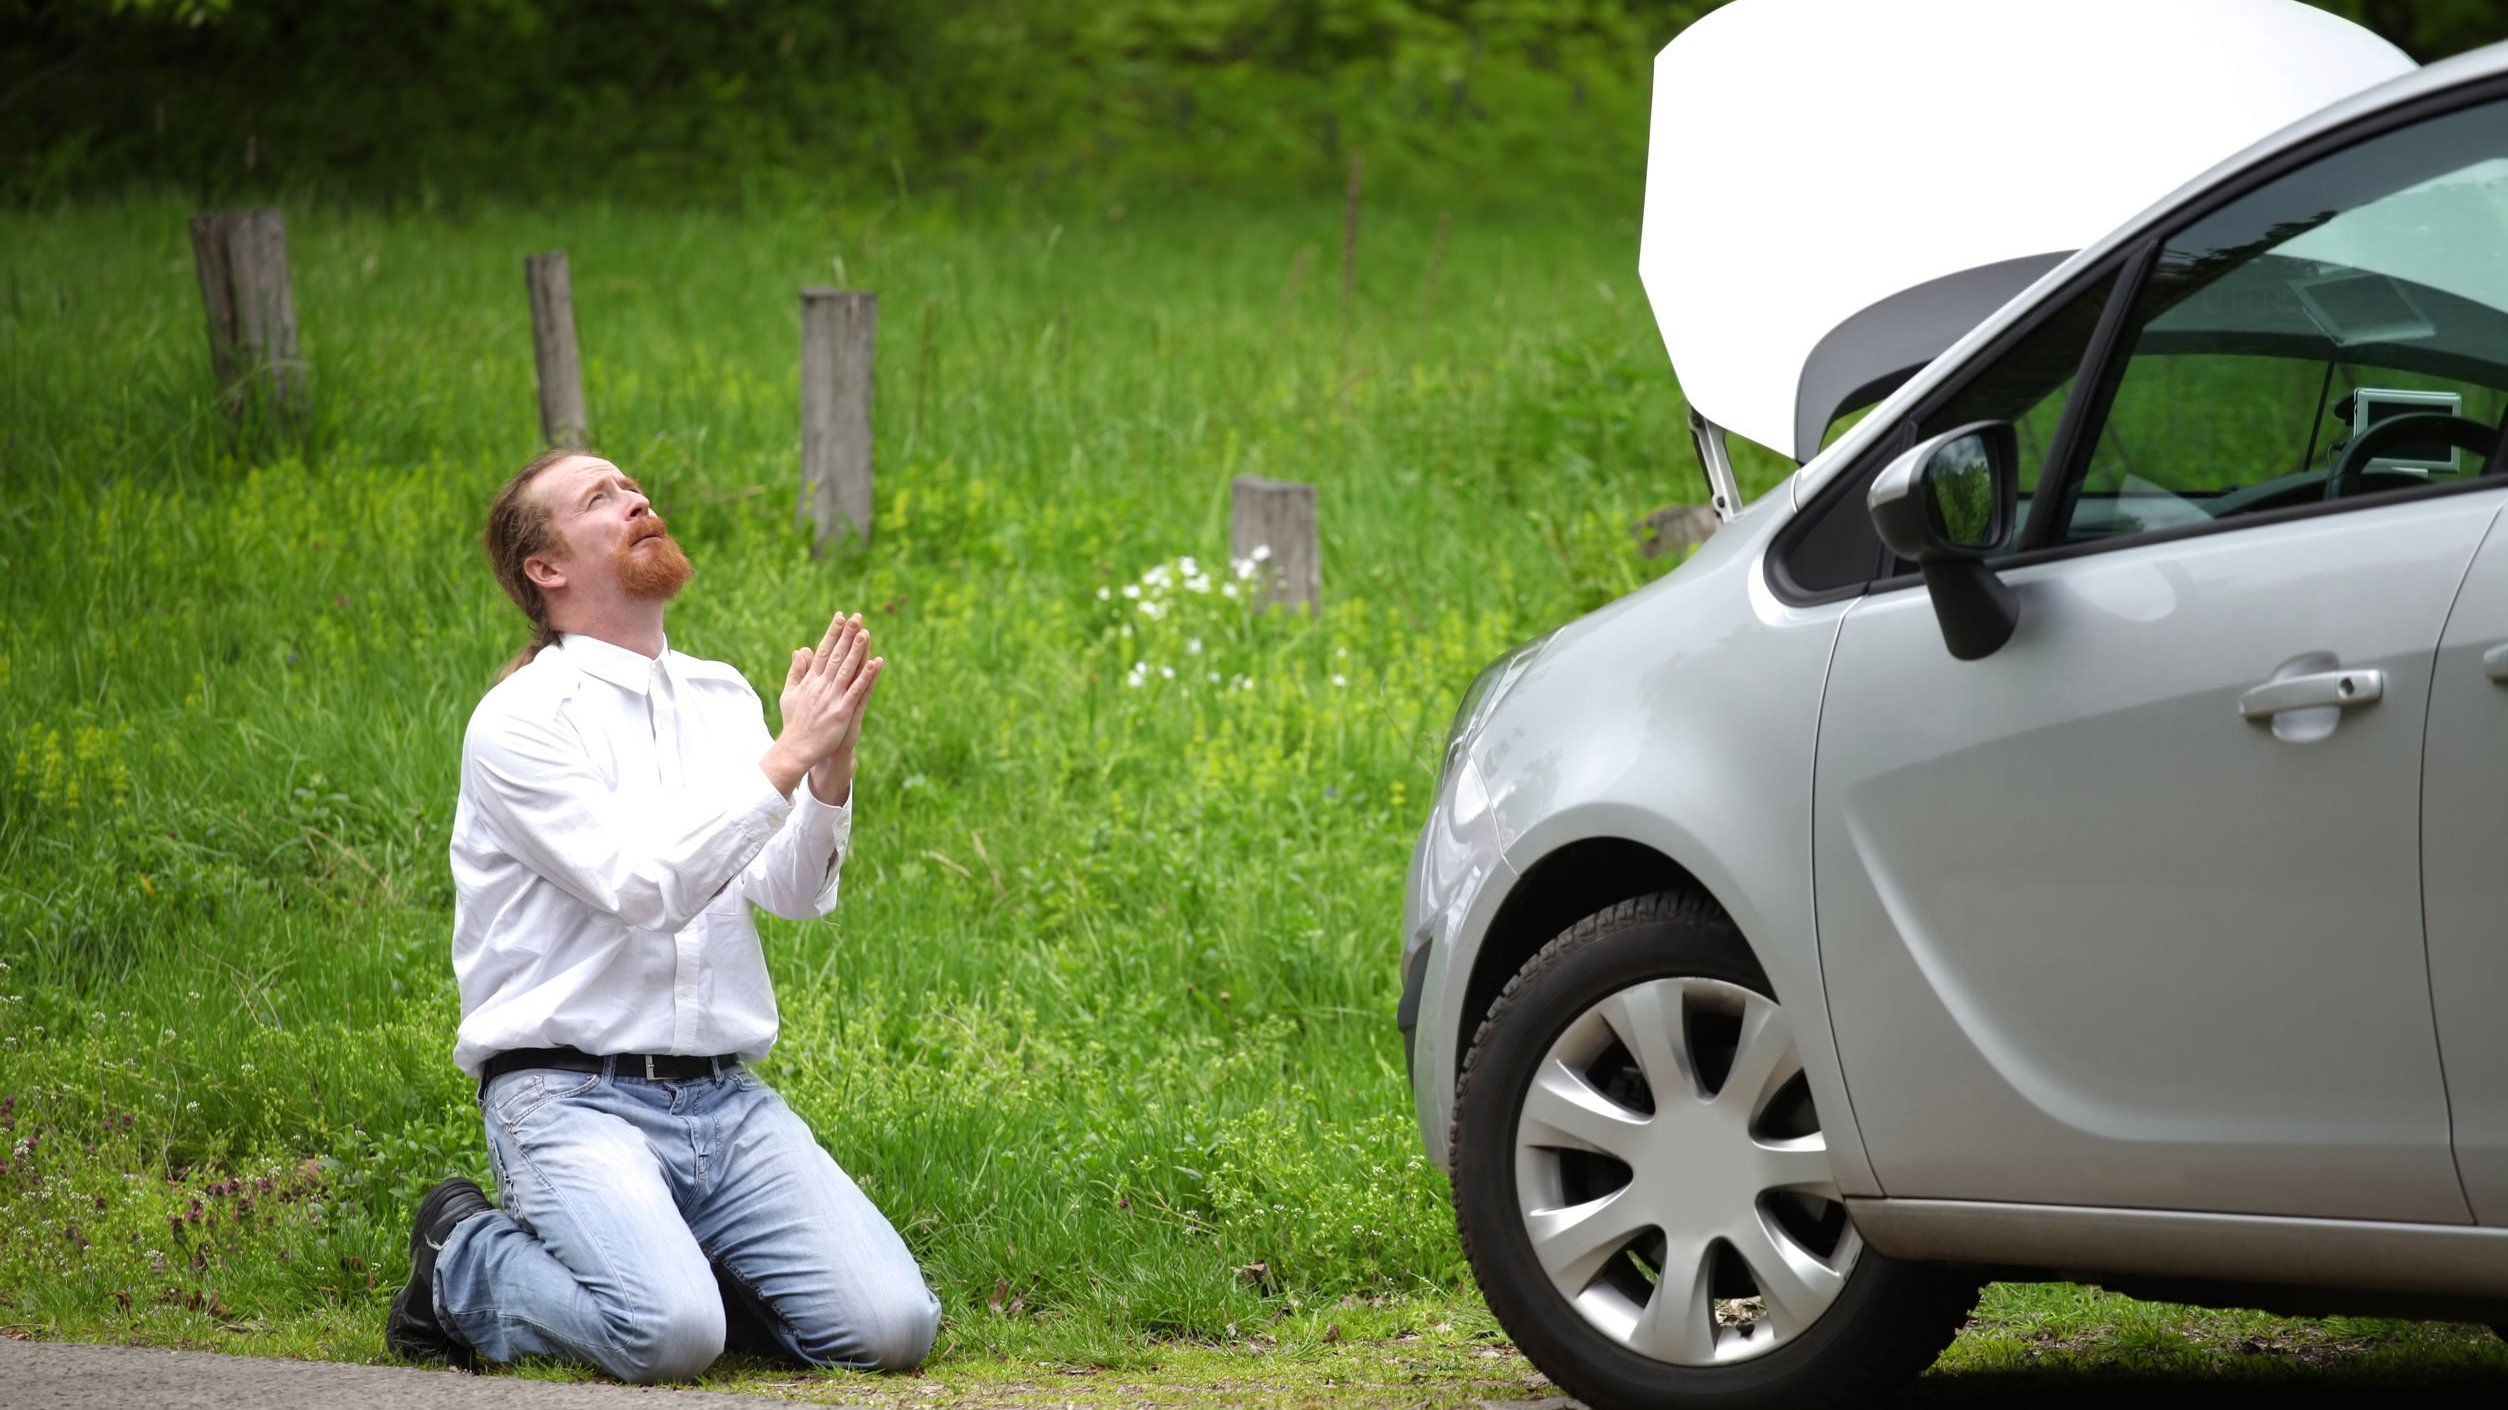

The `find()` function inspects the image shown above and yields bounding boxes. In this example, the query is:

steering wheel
[2323,412,2498,501]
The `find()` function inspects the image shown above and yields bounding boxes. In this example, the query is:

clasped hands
[760,612,885,807]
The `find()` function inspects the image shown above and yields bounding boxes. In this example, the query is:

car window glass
[1914,274,2116,557]
[2058,101,2508,546]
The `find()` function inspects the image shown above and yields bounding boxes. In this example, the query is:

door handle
[2239,669,2385,720]
[2483,643,2508,682]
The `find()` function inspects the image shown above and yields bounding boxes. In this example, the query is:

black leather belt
[480,1046,739,1087]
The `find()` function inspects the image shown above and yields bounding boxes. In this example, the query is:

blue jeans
[433,1058,940,1383]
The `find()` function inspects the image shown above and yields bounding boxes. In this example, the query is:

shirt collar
[557,631,669,697]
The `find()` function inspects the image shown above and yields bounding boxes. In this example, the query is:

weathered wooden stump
[1632,503,1721,560]
[525,251,589,447]
[187,208,301,416]
[1230,476,1321,614]
[799,288,877,553]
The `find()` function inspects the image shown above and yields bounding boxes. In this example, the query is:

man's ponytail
[484,448,584,682]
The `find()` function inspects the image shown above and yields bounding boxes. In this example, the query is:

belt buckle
[644,1054,657,1081]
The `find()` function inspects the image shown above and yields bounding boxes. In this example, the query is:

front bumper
[1397,921,1433,1082]
[1398,754,1510,1171]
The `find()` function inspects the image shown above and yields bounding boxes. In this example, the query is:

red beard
[617,517,695,601]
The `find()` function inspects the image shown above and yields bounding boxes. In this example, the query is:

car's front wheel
[1451,891,1979,1410]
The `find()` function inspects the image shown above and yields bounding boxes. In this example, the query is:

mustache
[627,516,670,544]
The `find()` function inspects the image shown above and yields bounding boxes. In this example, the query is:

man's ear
[524,553,567,592]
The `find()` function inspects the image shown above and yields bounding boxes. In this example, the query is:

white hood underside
[1639,0,2416,463]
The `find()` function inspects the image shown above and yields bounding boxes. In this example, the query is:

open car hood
[1638,0,2415,464]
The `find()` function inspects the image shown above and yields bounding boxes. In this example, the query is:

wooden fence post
[1340,154,1364,319]
[1423,210,1451,320]
[1279,246,1315,318]
[1230,476,1321,614]
[799,287,877,553]
[186,208,300,415]
[525,251,589,447]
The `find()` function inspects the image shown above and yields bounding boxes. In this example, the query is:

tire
[1451,891,1979,1410]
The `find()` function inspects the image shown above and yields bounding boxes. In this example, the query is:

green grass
[2,186,2500,1401]
[0,185,1704,1361]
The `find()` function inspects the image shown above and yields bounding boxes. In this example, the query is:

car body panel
[1849,1198,2508,1301]
[1816,490,2503,1222]
[2423,512,2508,1225]
[1404,492,1874,1195]
[1640,0,2410,461]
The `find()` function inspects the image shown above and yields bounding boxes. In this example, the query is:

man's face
[532,455,694,604]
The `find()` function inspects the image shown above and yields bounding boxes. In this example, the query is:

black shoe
[385,1176,492,1370]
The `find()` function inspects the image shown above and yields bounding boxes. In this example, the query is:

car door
[1811,90,2508,1224]
[2424,513,2508,1227]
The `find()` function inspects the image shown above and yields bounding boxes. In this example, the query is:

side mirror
[1868,422,2022,661]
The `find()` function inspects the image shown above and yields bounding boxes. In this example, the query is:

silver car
[1403,7,2508,1408]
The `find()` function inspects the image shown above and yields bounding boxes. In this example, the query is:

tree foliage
[2,0,1721,204]
[2,0,2500,206]
[2311,0,2508,62]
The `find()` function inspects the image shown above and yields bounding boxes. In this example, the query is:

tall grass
[0,186,1741,1358]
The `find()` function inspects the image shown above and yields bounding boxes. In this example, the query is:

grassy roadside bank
[5,187,2504,1399]
[1,185,1706,1357]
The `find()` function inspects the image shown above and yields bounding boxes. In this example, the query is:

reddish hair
[483,447,585,682]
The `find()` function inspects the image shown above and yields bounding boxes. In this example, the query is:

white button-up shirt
[448,631,851,1076]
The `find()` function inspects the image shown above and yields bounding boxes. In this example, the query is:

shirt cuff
[791,781,853,851]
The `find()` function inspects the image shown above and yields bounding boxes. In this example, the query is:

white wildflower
[1096,586,1112,601]
[1221,582,1240,599]
[1185,638,1202,655]
[1179,556,1199,576]
[1140,600,1167,619]
[1121,584,1141,600]
[1159,666,1175,680]
[1332,674,1348,687]
[1250,543,1272,562]
[1184,574,1212,593]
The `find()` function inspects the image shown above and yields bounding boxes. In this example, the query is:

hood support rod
[1688,408,1742,523]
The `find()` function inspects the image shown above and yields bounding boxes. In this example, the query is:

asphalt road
[0,1340,775,1409]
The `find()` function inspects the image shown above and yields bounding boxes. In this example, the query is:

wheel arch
[1458,836,1722,1059]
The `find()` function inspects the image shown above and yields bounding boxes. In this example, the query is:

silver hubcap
[1512,976,1861,1366]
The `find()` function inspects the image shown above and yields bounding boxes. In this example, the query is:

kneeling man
[387,447,938,1381]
